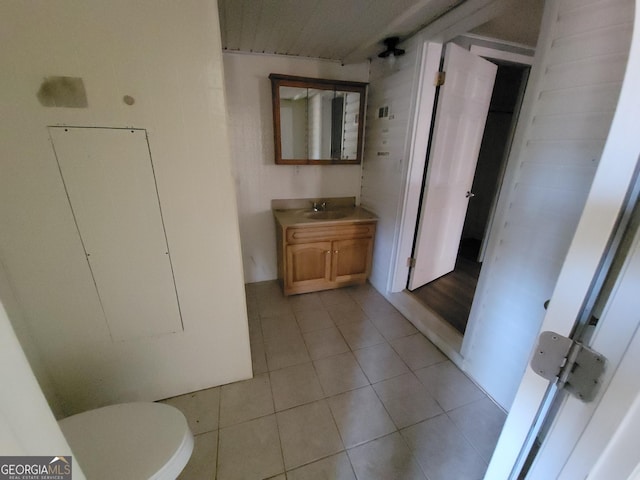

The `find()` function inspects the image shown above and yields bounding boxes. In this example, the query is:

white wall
[360,0,633,411]
[0,0,251,416]
[471,0,544,47]
[0,300,84,477]
[0,260,63,417]
[223,52,369,283]
[360,0,514,295]
[462,0,634,409]
[360,37,423,292]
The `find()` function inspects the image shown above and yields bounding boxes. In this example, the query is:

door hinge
[531,331,606,402]
[434,71,446,86]
[407,257,416,268]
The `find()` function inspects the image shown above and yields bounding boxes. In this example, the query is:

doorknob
[466,191,475,198]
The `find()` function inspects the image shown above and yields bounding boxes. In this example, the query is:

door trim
[390,37,537,355]
[408,43,497,290]
[390,41,443,293]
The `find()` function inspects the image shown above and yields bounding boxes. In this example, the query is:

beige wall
[0,261,62,416]
[0,300,84,477]
[0,0,251,415]
[223,52,369,283]
[360,0,633,412]
[471,0,545,47]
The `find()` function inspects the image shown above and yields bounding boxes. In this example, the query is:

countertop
[273,205,378,227]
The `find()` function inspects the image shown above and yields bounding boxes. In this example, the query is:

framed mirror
[269,74,367,165]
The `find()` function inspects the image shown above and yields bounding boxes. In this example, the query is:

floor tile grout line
[213,291,443,401]
[396,425,434,480]
[261,309,310,372]
[308,340,336,399]
[223,366,477,431]
[214,385,222,480]
[369,310,477,413]
[295,308,343,360]
[312,304,420,462]
[277,397,344,473]
[407,410,491,479]
[266,363,451,432]
[344,449,360,480]
[347,430,433,480]
[268,367,288,479]
[303,293,464,430]
[213,398,445,479]
[322,388,356,472]
[283,450,353,477]
[385,324,446,362]
[369,369,427,433]
[250,281,499,479]
[299,303,430,394]
[443,399,496,466]
[350,332,414,385]
[261,290,378,477]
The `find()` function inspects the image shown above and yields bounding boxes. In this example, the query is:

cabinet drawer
[286,223,376,244]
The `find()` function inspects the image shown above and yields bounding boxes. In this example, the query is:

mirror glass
[278,86,308,159]
[270,74,367,165]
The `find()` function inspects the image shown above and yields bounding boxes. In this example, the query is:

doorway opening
[409,58,531,335]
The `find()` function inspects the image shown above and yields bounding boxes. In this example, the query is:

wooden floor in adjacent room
[410,242,482,334]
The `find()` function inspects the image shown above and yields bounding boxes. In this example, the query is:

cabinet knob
[325,250,330,254]
[334,250,339,254]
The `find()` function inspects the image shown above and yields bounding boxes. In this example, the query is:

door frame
[524,170,640,478]
[389,38,534,358]
[408,43,498,290]
[390,36,535,295]
[381,2,538,363]
[391,40,443,294]
[465,49,531,263]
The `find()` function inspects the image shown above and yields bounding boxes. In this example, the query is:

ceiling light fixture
[378,37,405,59]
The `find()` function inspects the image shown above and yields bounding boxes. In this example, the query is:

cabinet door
[332,238,373,284]
[286,241,332,294]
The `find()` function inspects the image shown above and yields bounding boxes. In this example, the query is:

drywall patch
[37,76,88,108]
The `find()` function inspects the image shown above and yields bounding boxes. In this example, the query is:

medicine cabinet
[269,74,367,165]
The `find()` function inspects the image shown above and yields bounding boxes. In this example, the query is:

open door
[488,168,640,479]
[409,43,497,290]
[522,174,640,477]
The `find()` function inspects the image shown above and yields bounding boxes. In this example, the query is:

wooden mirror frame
[269,73,368,165]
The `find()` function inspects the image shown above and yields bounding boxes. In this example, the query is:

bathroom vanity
[273,197,377,295]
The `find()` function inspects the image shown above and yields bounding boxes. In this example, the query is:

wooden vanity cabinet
[277,222,376,295]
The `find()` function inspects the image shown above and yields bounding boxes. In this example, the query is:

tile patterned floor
[163,281,506,480]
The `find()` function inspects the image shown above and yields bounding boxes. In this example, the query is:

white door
[409,43,497,290]
[486,0,640,473]
[530,196,640,478]
[488,175,640,479]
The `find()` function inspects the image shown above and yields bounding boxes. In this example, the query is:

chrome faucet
[312,201,327,212]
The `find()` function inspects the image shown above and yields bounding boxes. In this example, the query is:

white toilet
[58,402,193,480]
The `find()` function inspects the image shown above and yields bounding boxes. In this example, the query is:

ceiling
[218,0,468,64]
